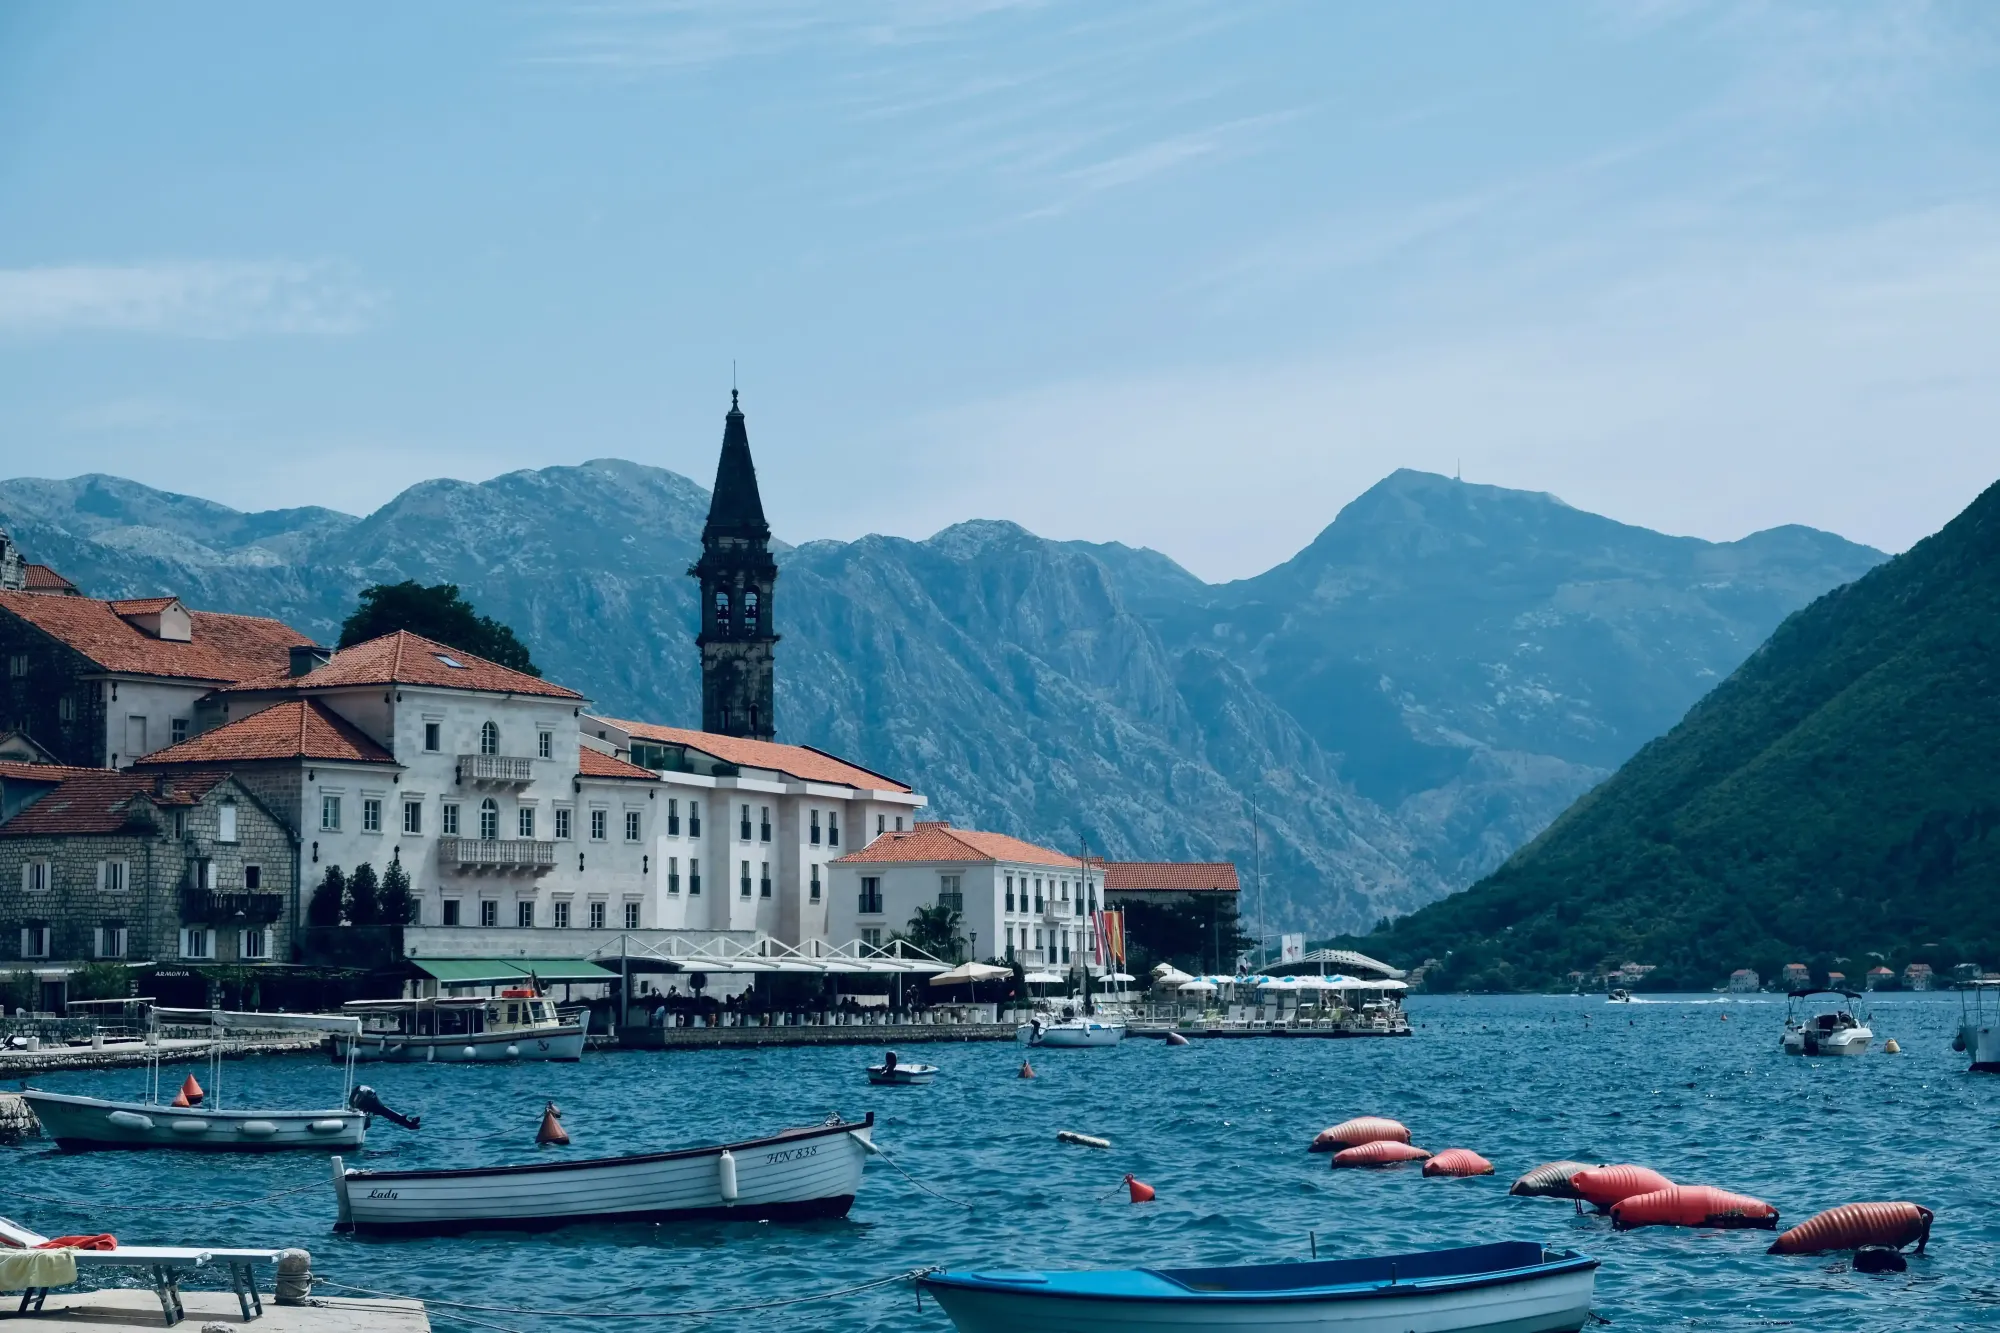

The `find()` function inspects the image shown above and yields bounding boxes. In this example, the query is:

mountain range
[0,462,1885,935]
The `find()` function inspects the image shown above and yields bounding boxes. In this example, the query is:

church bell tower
[691,390,779,740]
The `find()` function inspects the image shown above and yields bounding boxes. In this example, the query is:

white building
[828,820,1102,968]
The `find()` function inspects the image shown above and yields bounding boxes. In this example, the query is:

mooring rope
[870,1143,976,1211]
[7,1178,329,1212]
[313,1265,940,1320]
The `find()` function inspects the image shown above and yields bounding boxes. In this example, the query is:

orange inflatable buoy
[1510,1161,1598,1199]
[1331,1141,1431,1168]
[1309,1116,1410,1154]
[1768,1202,1933,1255]
[1019,1059,1036,1079]
[1611,1185,1779,1231]
[1571,1164,1674,1212]
[1424,1148,1495,1178]
[536,1102,569,1146]
[1124,1174,1155,1203]
[173,1075,204,1108]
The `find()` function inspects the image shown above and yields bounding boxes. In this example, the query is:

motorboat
[19,1009,416,1152]
[1780,989,1873,1056]
[866,1052,938,1085]
[331,1112,876,1234]
[332,987,587,1063]
[919,1240,1599,1333]
[1955,979,1999,1072]
[1017,1015,1126,1047]
[1606,989,1631,1003]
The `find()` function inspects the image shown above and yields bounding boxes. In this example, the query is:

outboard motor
[349,1084,421,1131]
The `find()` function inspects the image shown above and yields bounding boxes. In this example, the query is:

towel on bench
[0,1247,77,1291]
[37,1234,117,1251]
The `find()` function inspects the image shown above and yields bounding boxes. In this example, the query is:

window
[519,805,537,839]
[861,927,883,951]
[21,925,50,959]
[689,857,701,895]
[739,804,752,841]
[57,695,76,722]
[171,717,189,745]
[1006,875,1015,911]
[424,721,441,752]
[1034,879,1044,912]
[23,860,50,893]
[809,810,820,845]
[96,924,127,959]
[443,899,462,927]
[100,860,128,894]
[244,865,261,891]
[480,799,499,840]
[588,901,606,930]
[240,928,269,960]
[740,860,751,898]
[1087,880,1098,912]
[6,653,25,677]
[517,900,534,929]
[939,873,963,914]
[859,876,883,915]
[554,807,572,840]
[174,810,187,839]
[896,816,904,832]
[181,927,212,960]
[667,798,680,836]
[689,800,701,837]
[480,900,498,928]
[403,801,423,835]
[743,589,760,632]
[480,721,500,756]
[362,798,382,833]
[625,811,642,842]
[443,802,460,836]
[321,795,342,831]
[760,861,771,898]
[553,900,571,929]
[810,864,821,902]
[590,809,607,841]
[759,806,771,842]
[126,715,148,757]
[624,901,641,930]
[538,731,553,760]
[877,814,885,836]
[714,590,730,627]
[668,857,680,894]
[827,810,837,847]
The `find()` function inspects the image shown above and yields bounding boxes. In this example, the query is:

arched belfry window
[479,798,499,840]
[743,590,760,633]
[714,590,730,630]
[480,721,499,756]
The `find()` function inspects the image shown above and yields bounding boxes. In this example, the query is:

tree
[307,866,347,927]
[345,863,380,927]
[338,581,540,677]
[902,904,966,963]
[379,858,415,926]
[70,962,132,1002]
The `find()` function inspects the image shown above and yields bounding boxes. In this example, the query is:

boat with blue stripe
[919,1240,1599,1333]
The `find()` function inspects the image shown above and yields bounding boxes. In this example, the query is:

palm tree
[903,904,967,963]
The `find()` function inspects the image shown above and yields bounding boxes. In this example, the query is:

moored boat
[1780,989,1873,1056]
[867,1052,938,1085]
[1017,1016,1126,1047]
[333,989,587,1063]
[919,1241,1598,1333]
[331,1112,876,1234]
[1955,979,1999,1072]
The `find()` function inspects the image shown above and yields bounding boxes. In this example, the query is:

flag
[1094,910,1126,967]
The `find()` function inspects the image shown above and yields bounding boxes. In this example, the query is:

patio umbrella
[927,962,1012,987]
[1102,972,1137,983]
[1023,970,1066,985]
[1151,964,1194,987]
[1177,979,1218,993]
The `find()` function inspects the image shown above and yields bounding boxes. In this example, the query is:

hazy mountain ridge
[0,462,1885,934]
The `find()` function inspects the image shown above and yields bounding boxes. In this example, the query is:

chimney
[289,644,332,677]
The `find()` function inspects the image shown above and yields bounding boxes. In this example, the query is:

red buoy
[1019,1059,1036,1079]
[1768,1202,1933,1255]
[536,1102,569,1146]
[1331,1140,1431,1168]
[171,1075,203,1108]
[1309,1116,1410,1154]
[1509,1161,1598,1199]
[1424,1148,1495,1177]
[1571,1164,1674,1212]
[1611,1185,1779,1230]
[1125,1174,1155,1203]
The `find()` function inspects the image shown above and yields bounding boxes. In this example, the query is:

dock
[0,1034,321,1074]
[4,1290,427,1331]
[615,1021,1017,1049]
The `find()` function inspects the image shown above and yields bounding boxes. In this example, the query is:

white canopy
[153,1008,362,1037]
[1177,979,1218,993]
[1101,972,1137,983]
[1023,970,1066,985]
[927,961,1012,987]
[1151,964,1194,987]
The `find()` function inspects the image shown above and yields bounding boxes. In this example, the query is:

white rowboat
[1017,1017,1125,1047]
[867,1062,939,1085]
[332,1112,876,1234]
[21,1088,366,1152]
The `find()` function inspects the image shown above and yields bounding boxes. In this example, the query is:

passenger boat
[19,1009,411,1152]
[1017,1016,1126,1047]
[1955,978,1999,1072]
[867,1053,939,1085]
[919,1241,1599,1333]
[1780,989,1873,1056]
[332,988,587,1063]
[331,1112,876,1234]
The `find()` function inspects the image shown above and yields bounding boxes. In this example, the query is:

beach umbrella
[1177,979,1218,993]
[1151,964,1194,987]
[1103,972,1137,983]
[1024,970,1066,985]
[927,962,1011,987]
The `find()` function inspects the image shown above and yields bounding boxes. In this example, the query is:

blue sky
[2,2,1996,579]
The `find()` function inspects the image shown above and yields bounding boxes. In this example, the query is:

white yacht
[1780,989,1873,1056]
[1016,1014,1125,1047]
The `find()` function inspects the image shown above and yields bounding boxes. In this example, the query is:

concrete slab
[4,1290,428,1331]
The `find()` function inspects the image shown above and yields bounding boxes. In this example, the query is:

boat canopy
[152,1007,362,1037]
[1787,988,1863,1000]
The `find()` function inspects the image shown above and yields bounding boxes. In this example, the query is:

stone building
[692,391,779,741]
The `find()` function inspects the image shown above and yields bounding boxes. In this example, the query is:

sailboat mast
[1253,804,1265,970]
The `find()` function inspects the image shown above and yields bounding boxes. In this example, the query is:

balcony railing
[181,890,285,925]
[457,754,535,784]
[858,891,885,915]
[439,837,556,871]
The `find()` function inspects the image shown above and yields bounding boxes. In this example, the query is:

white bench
[1,1216,279,1326]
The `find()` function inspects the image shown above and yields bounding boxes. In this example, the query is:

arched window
[742,590,759,633]
[480,721,499,756]
[479,798,499,841]
[714,590,730,630]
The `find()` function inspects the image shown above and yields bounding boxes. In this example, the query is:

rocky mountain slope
[0,464,1884,935]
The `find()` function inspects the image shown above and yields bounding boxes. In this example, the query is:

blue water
[8,994,1997,1331]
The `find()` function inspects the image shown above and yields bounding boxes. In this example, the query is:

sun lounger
[1,1215,278,1326]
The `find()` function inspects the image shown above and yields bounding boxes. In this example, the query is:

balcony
[858,890,885,915]
[439,837,556,873]
[457,754,535,785]
[182,890,284,925]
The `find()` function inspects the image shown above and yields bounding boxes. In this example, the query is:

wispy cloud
[0,261,381,339]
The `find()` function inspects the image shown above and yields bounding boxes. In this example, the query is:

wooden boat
[331,1112,876,1234]
[918,1241,1599,1333]
[332,989,587,1063]
[867,1059,939,1085]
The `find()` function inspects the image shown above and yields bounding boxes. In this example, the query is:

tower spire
[691,390,779,740]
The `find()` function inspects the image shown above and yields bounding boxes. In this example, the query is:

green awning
[510,958,620,984]
[408,957,622,987]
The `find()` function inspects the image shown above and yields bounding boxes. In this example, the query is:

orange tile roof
[579,747,658,781]
[108,596,179,615]
[834,820,1080,867]
[0,591,312,683]
[596,716,909,792]
[227,630,583,700]
[0,760,95,784]
[0,770,228,837]
[23,564,78,594]
[135,699,396,767]
[1101,861,1241,892]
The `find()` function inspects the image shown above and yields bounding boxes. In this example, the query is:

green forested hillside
[1355,478,2000,991]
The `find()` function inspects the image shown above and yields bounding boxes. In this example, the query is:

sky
[1,1,1997,581]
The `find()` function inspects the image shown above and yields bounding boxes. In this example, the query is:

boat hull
[20,1090,366,1152]
[1017,1021,1125,1047]
[1780,1027,1872,1056]
[334,1114,874,1234]
[332,1024,586,1063]
[867,1065,938,1085]
[1961,1021,2000,1071]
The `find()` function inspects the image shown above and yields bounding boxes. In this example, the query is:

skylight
[434,654,466,669]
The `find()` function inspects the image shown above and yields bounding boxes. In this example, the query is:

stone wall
[0,615,107,767]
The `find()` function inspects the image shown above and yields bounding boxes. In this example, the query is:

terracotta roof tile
[107,596,179,615]
[0,760,96,784]
[135,699,396,767]
[1101,862,1240,892]
[0,770,228,837]
[23,564,78,595]
[0,591,312,683]
[595,716,908,792]
[578,747,659,781]
[834,820,1080,868]
[227,630,582,700]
